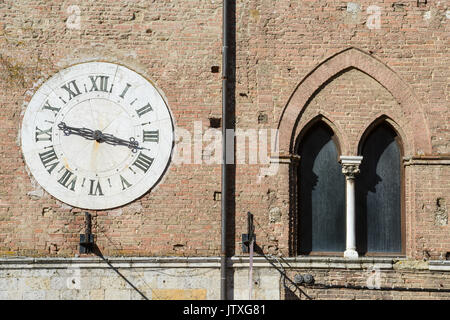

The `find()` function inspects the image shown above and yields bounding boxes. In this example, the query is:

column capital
[340,156,363,179]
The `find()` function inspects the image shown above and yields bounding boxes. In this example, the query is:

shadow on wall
[92,244,149,300]
[253,243,311,300]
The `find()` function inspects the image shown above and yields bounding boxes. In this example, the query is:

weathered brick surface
[233,0,449,260]
[0,0,448,299]
[284,268,450,300]
[409,164,450,260]
[0,0,224,257]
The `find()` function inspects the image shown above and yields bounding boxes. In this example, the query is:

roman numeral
[89,179,104,196]
[38,147,59,174]
[120,175,132,190]
[119,83,131,99]
[89,75,110,92]
[58,169,77,191]
[42,100,60,116]
[135,103,153,117]
[143,130,159,143]
[61,80,81,102]
[35,127,52,142]
[132,152,154,173]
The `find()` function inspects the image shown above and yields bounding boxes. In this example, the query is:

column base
[344,249,359,259]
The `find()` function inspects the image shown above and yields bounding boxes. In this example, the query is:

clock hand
[101,134,151,153]
[58,122,96,140]
[101,133,139,151]
[58,122,148,153]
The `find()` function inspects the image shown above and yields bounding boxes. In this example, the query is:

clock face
[21,62,174,210]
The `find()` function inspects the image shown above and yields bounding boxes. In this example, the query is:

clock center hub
[93,130,103,143]
[56,97,137,175]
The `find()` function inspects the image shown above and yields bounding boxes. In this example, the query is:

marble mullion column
[340,156,363,259]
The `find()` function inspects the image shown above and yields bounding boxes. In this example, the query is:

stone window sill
[231,256,395,270]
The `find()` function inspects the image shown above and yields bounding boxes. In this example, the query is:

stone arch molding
[277,47,431,156]
[356,114,408,156]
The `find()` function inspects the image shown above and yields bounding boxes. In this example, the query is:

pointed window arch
[278,48,431,156]
[297,121,345,254]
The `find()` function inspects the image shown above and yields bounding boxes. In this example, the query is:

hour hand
[58,122,95,140]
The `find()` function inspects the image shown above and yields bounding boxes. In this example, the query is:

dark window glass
[298,122,345,254]
[356,123,402,253]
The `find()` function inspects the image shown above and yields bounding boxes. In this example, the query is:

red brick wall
[0,0,224,256]
[284,268,450,300]
[410,164,450,260]
[233,0,449,259]
[0,0,448,265]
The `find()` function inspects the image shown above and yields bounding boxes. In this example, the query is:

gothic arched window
[356,122,403,254]
[297,122,346,254]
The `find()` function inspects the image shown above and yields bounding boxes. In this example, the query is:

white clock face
[21,62,174,210]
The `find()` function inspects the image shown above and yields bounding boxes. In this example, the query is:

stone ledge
[428,260,450,271]
[231,256,394,270]
[393,259,429,270]
[2,257,447,271]
[403,156,450,166]
[0,256,394,270]
[0,257,221,269]
[269,154,300,164]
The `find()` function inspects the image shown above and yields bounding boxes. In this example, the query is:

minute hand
[100,133,144,153]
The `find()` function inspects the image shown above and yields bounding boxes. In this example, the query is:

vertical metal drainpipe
[221,0,229,301]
